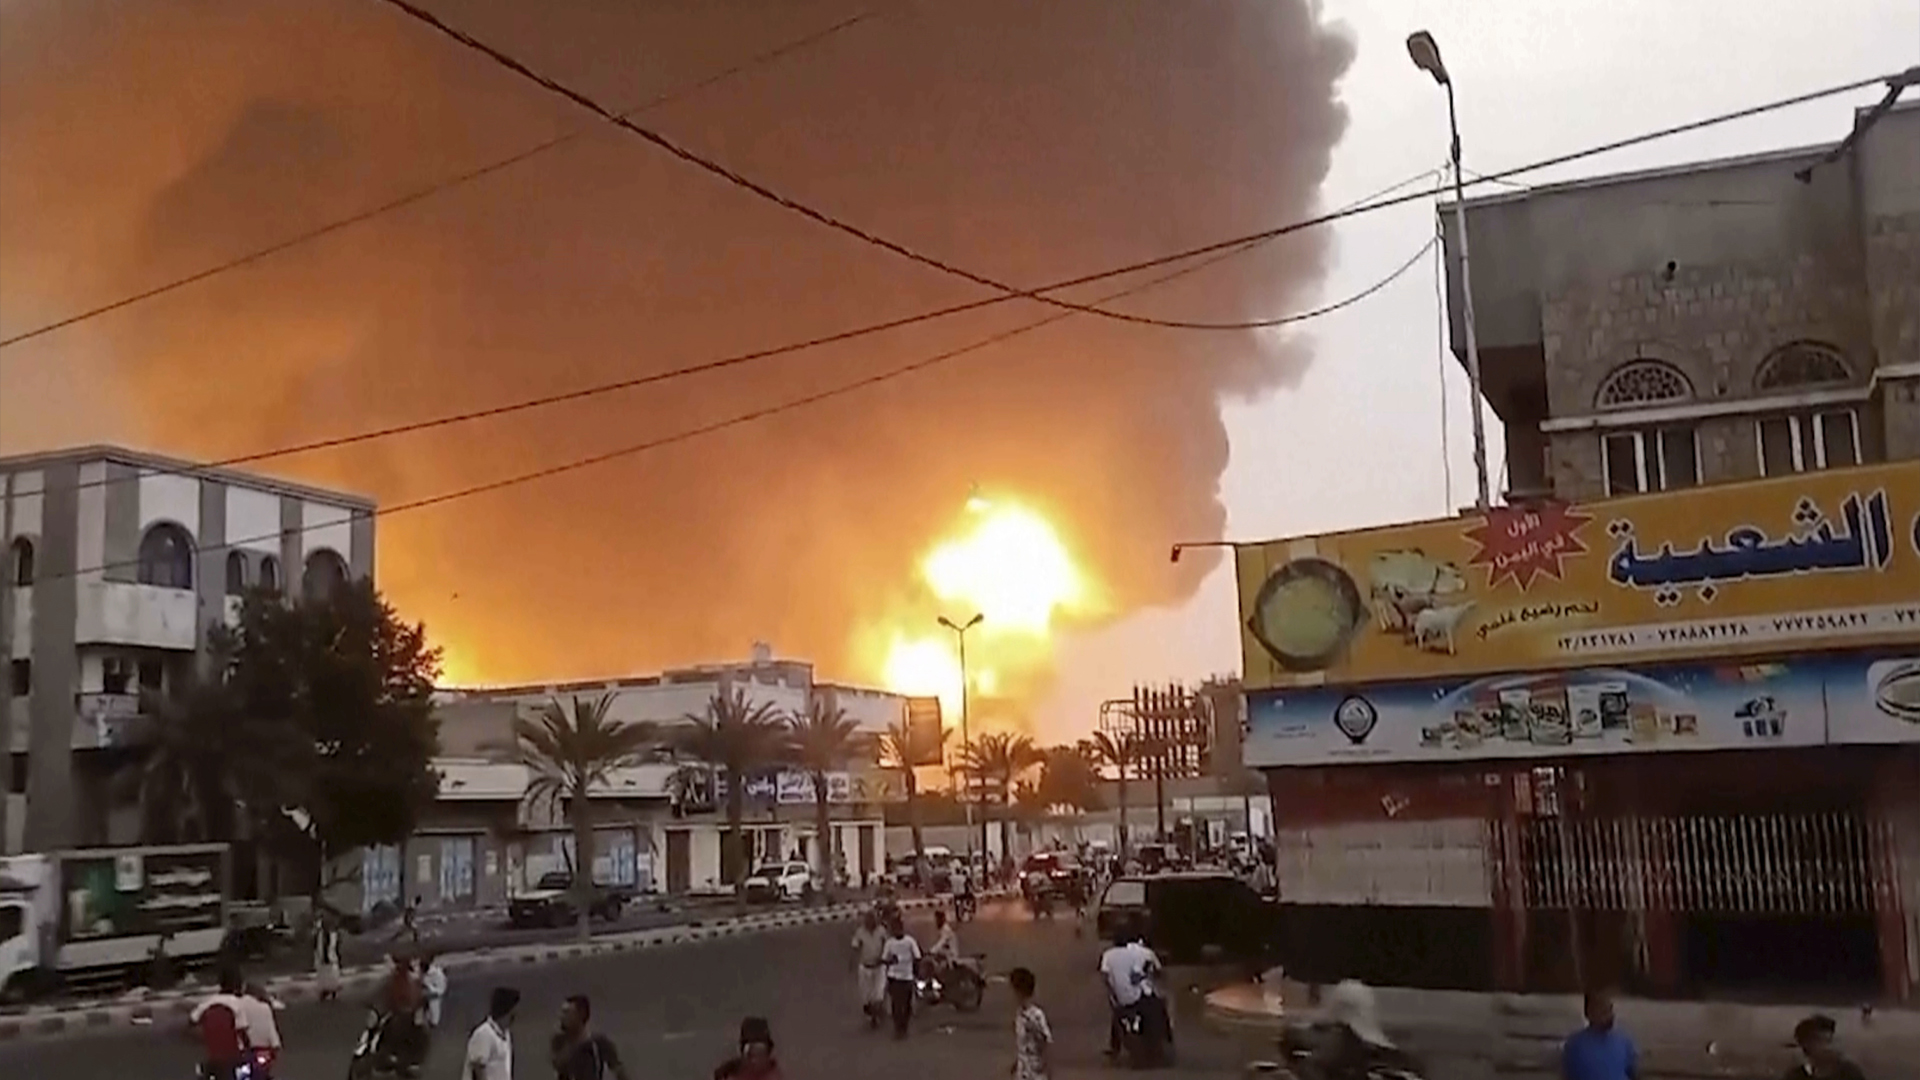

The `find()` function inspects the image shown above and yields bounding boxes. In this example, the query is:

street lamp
[937,613,987,866]
[1407,29,1492,512]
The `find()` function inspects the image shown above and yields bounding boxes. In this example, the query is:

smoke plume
[0,0,1354,702]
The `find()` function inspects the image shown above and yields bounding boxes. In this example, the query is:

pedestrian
[1561,987,1640,1080]
[550,993,630,1080]
[849,909,888,1029]
[1784,1014,1866,1080]
[1009,967,1053,1080]
[421,951,449,1029]
[313,913,343,1002]
[465,986,520,1080]
[880,914,922,1039]
[714,1016,783,1080]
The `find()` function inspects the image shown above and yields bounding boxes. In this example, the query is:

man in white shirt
[849,910,888,1029]
[466,985,521,1080]
[1098,924,1161,1059]
[879,916,922,1040]
[240,980,283,1068]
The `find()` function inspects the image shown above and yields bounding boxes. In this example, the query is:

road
[1,900,1282,1079]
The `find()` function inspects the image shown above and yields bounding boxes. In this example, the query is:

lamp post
[1407,29,1492,512]
[938,613,987,868]
[1168,540,1239,564]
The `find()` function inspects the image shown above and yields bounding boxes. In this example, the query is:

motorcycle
[1114,993,1175,1068]
[346,1009,424,1079]
[952,892,977,923]
[913,955,986,1013]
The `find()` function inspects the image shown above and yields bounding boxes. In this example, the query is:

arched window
[259,554,282,594]
[137,523,195,589]
[1595,360,1693,410]
[302,549,349,604]
[7,537,32,587]
[1755,342,1852,391]
[224,551,248,595]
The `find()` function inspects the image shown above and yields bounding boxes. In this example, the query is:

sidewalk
[1205,979,1920,1078]
[0,895,955,1044]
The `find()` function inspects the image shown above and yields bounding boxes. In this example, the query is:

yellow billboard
[1237,462,1920,691]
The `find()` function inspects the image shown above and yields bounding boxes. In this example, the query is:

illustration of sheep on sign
[1411,601,1475,656]
[1368,549,1468,632]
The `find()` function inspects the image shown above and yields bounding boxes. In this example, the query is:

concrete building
[1242,100,1920,1003]
[380,647,903,916]
[0,445,374,852]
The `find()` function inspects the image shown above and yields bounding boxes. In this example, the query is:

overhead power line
[49,222,1438,583]
[0,9,884,350]
[370,0,1435,333]
[13,67,1904,494]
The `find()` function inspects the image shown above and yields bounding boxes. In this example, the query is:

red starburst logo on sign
[1463,502,1592,590]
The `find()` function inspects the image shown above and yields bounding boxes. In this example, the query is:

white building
[380,647,904,915]
[1,445,374,852]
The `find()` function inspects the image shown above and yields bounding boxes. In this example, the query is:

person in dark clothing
[550,994,629,1080]
[1782,1015,1867,1080]
[714,1016,782,1080]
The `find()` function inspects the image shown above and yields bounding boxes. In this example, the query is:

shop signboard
[1235,462,1919,692]
[1245,650,1920,767]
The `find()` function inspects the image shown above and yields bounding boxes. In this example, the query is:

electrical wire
[0,9,884,351]
[366,0,1481,333]
[12,65,1902,494]
[40,165,1445,497]
[372,0,1903,334]
[46,232,1438,581]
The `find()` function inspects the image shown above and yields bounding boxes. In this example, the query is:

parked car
[1096,870,1278,968]
[507,872,628,928]
[742,861,817,903]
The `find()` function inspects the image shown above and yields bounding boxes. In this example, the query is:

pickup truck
[507,872,631,929]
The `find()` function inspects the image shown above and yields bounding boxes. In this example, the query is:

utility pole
[0,473,13,852]
[938,614,985,866]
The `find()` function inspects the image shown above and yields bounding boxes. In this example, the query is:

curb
[0,896,956,1045]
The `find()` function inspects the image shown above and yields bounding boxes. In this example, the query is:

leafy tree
[221,580,443,906]
[118,663,256,844]
[514,693,659,939]
[677,688,790,888]
[879,717,950,860]
[1086,730,1145,858]
[786,697,863,889]
[1036,743,1102,813]
[962,731,1040,861]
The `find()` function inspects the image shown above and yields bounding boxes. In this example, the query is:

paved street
[0,901,1265,1079]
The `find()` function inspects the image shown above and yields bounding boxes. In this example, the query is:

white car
[742,861,817,903]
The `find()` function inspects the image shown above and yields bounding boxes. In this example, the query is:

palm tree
[1037,744,1102,813]
[677,688,791,889]
[880,717,950,862]
[513,693,659,940]
[786,697,863,889]
[962,731,1041,862]
[1086,730,1144,859]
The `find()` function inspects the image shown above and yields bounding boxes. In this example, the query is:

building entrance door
[666,830,691,894]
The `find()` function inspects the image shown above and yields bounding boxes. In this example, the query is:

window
[7,658,27,697]
[136,523,195,589]
[1755,342,1851,392]
[0,902,22,944]
[1759,410,1861,475]
[302,549,349,604]
[6,537,32,586]
[1602,427,1699,496]
[224,551,248,595]
[102,657,132,695]
[259,555,281,594]
[137,658,165,692]
[1596,360,1693,410]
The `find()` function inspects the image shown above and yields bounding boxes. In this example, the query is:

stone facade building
[1454,98,1918,502]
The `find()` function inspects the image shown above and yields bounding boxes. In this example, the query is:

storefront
[1238,462,1920,999]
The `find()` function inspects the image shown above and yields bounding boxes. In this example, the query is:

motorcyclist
[1098,920,1165,1061]
[188,966,251,1080]
[372,951,426,1072]
[951,863,976,921]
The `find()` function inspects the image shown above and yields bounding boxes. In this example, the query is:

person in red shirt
[188,966,250,1080]
[376,952,425,1068]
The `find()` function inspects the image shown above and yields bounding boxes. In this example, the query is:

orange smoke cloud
[0,1,1354,719]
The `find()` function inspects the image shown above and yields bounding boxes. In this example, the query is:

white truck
[0,843,231,1003]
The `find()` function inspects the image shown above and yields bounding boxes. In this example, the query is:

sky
[1,0,1915,745]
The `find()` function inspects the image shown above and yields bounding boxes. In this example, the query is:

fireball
[875,495,1094,727]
